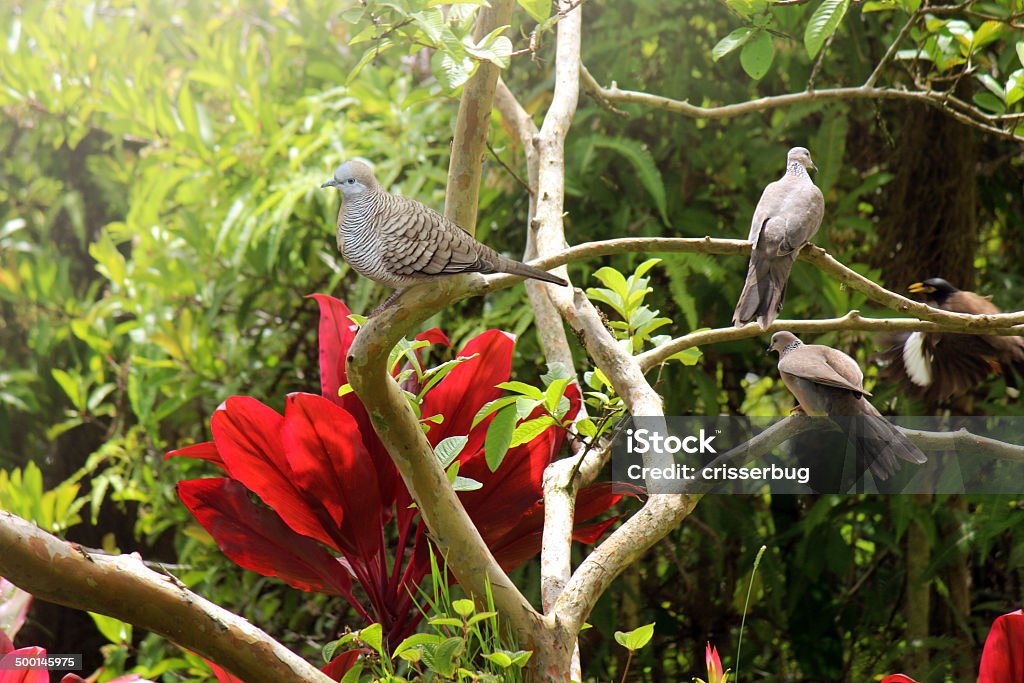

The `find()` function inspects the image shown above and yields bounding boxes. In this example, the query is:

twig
[486,141,533,195]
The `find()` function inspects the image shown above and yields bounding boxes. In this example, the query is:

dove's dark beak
[321,178,339,189]
[766,343,774,355]
[810,161,819,173]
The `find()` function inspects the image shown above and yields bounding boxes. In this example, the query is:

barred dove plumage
[769,331,927,481]
[733,147,824,329]
[321,160,567,312]
[876,278,1024,403]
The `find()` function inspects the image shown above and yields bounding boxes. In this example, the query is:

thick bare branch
[344,278,541,643]
[0,512,333,683]
[445,0,516,233]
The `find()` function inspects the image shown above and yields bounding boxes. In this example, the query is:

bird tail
[835,402,927,481]
[732,253,796,329]
[496,257,569,287]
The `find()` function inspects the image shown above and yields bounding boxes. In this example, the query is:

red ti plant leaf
[978,609,1024,683]
[179,478,356,603]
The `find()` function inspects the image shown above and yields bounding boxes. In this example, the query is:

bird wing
[381,198,485,277]
[779,344,869,396]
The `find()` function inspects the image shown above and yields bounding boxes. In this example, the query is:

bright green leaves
[712,27,754,62]
[472,367,575,473]
[346,2,512,91]
[587,259,674,355]
[804,0,850,59]
[0,462,85,534]
[517,0,552,23]
[740,30,775,80]
[713,27,774,80]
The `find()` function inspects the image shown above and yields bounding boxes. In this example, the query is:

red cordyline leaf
[0,647,49,683]
[978,609,1024,683]
[179,478,355,600]
[322,650,361,681]
[880,675,919,683]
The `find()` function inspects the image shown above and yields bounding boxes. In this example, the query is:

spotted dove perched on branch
[769,331,927,481]
[321,160,567,313]
[876,278,1024,403]
[733,147,824,329]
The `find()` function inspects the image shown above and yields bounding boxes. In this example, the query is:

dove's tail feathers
[492,257,569,287]
[837,402,928,481]
[732,255,794,329]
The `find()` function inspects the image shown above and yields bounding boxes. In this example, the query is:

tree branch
[478,237,1024,337]
[0,512,334,683]
[445,0,516,234]
[344,279,542,643]
[578,65,1024,143]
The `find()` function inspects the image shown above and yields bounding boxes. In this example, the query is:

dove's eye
[347,179,355,184]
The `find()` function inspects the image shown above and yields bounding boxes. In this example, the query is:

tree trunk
[875,105,978,291]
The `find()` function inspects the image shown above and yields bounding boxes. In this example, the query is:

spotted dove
[733,147,824,329]
[769,331,927,480]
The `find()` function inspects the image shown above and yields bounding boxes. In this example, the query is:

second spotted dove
[769,331,927,480]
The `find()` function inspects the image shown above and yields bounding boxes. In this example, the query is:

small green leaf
[804,0,850,58]
[973,91,1005,113]
[712,27,753,61]
[358,623,384,658]
[1005,68,1024,106]
[614,622,656,652]
[544,378,571,414]
[89,612,131,644]
[1017,41,1024,67]
[472,395,519,429]
[483,651,513,668]
[576,418,598,438]
[509,416,557,448]
[451,599,475,617]
[740,30,774,80]
[434,436,468,468]
[496,381,545,401]
[451,475,482,491]
[393,633,443,660]
[517,0,551,23]
[484,404,517,471]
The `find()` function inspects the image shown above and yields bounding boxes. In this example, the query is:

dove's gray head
[320,160,380,198]
[768,331,801,355]
[787,147,817,172]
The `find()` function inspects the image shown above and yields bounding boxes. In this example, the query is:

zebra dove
[769,331,927,480]
[321,160,568,312]
[733,147,824,329]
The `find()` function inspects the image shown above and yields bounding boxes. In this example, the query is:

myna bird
[321,160,567,312]
[769,331,928,480]
[876,278,1024,404]
[733,147,824,329]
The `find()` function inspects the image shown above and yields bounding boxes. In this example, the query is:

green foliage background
[1,0,1022,681]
